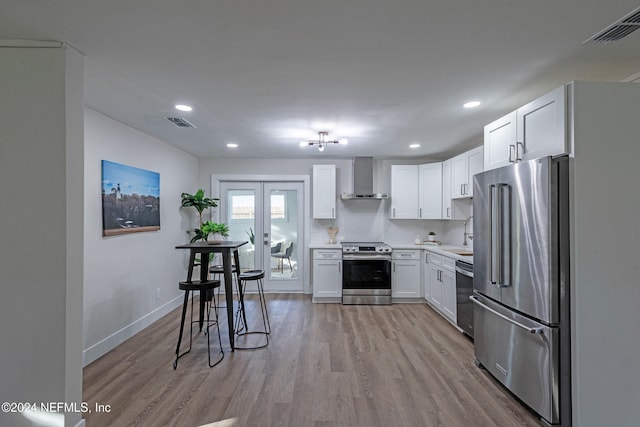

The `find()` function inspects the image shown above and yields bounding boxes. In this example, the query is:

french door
[219,181,304,292]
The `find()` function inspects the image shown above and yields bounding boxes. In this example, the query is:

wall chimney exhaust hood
[340,157,389,200]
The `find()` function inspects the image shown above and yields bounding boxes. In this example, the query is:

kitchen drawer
[393,249,420,260]
[313,249,341,260]
[426,251,443,266]
[442,256,455,271]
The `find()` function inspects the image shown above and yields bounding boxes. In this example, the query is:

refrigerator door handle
[490,183,511,287]
[470,296,544,334]
[489,184,500,285]
[498,183,511,287]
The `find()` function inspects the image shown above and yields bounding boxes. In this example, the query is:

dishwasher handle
[455,266,474,278]
[470,295,544,334]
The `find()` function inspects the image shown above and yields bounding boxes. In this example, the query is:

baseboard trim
[82,295,182,366]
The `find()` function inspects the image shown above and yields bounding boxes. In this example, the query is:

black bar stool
[234,270,271,350]
[173,279,224,369]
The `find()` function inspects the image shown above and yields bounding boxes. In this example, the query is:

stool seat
[209,265,237,274]
[239,270,265,280]
[179,280,220,291]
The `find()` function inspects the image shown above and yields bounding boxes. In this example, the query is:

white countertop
[308,242,342,249]
[390,243,474,264]
[310,241,473,263]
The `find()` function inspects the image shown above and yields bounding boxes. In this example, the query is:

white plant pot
[207,233,224,244]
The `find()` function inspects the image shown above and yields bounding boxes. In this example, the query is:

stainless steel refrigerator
[471,156,571,426]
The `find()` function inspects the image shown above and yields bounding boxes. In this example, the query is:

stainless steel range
[341,242,392,305]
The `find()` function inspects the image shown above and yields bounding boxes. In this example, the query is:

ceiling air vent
[166,117,196,128]
[585,7,640,43]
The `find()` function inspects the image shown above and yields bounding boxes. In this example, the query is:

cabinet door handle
[332,207,335,218]
[460,184,464,195]
[419,208,422,218]
[508,144,515,162]
[338,262,341,273]
[516,142,524,161]
[393,207,396,218]
[393,262,396,272]
[447,207,450,218]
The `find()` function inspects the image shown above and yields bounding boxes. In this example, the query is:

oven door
[342,255,392,303]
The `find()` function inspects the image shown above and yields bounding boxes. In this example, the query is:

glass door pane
[264,182,304,291]
[220,182,262,272]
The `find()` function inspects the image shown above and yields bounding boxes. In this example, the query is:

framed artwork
[101,160,160,236]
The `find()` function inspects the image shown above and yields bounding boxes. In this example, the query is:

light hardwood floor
[83,294,539,426]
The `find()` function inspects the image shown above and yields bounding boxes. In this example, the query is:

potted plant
[180,189,219,227]
[201,221,230,244]
[246,227,255,245]
[428,231,437,242]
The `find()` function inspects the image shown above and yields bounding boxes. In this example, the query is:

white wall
[83,108,199,365]
[0,43,84,427]
[570,81,640,427]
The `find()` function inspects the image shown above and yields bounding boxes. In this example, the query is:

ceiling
[1,1,639,160]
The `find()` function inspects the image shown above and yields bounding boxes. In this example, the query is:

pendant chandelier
[300,131,348,152]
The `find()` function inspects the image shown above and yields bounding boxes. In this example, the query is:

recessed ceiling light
[226,143,238,148]
[463,101,481,109]
[409,144,420,149]
[175,104,193,112]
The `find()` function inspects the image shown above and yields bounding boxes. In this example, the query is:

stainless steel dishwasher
[455,260,474,338]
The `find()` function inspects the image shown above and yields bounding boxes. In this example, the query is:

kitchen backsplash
[310,204,472,246]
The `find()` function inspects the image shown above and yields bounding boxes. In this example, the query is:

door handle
[508,144,515,162]
[419,208,422,218]
[470,296,544,334]
[446,207,450,218]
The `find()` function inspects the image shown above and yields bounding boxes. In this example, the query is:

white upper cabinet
[390,165,419,219]
[484,85,568,171]
[418,163,443,219]
[441,159,452,220]
[451,146,483,199]
[312,164,336,219]
[391,163,446,219]
[484,111,517,170]
[517,85,567,162]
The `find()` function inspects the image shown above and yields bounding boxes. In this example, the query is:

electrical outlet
[155,288,160,301]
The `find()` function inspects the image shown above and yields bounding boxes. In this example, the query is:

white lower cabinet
[312,249,342,302]
[392,250,422,299]
[424,250,457,323]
